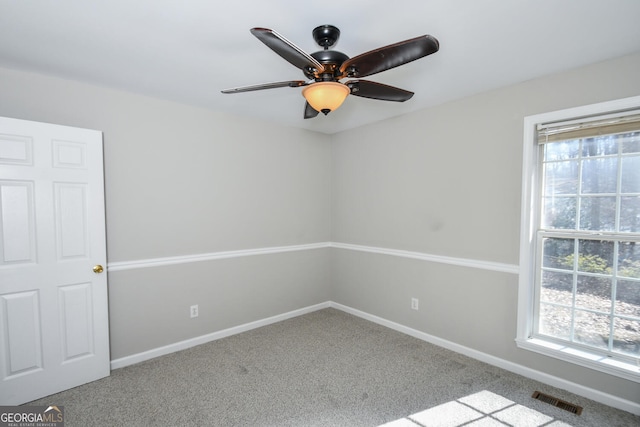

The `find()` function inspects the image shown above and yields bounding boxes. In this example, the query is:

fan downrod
[312,25,340,49]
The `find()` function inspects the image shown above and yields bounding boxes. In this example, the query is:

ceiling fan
[221,25,440,118]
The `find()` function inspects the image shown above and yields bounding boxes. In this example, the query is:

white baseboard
[110,302,331,370]
[110,300,639,416]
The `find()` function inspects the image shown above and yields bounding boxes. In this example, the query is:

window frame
[517,96,640,382]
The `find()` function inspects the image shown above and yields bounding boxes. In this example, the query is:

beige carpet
[28,308,639,426]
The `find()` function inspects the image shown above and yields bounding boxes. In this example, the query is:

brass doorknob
[93,265,104,274]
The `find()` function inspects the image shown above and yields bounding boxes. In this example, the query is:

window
[518,96,640,380]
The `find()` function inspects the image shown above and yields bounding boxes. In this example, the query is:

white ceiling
[1,0,640,134]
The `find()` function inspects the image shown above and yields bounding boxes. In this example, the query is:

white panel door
[0,117,109,404]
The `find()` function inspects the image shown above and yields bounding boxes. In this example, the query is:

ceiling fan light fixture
[224,26,440,119]
[302,82,350,115]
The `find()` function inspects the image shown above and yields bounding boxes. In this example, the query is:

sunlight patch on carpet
[379,390,575,427]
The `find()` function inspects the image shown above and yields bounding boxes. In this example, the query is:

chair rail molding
[107,241,518,274]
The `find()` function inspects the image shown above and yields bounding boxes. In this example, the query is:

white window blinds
[537,111,640,143]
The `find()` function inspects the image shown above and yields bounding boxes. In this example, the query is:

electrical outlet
[411,298,419,310]
[190,304,199,318]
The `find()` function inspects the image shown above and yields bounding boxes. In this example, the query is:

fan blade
[304,102,319,119]
[221,80,308,94]
[347,80,414,102]
[250,28,325,75]
[339,35,439,78]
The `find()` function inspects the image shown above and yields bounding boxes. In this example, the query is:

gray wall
[330,52,640,404]
[0,67,332,359]
[1,52,639,404]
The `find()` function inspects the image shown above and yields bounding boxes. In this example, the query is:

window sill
[516,337,640,383]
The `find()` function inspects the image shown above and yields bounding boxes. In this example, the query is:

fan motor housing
[307,50,350,80]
